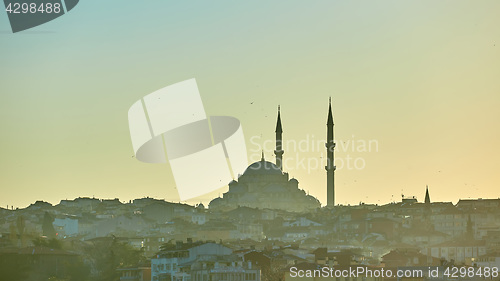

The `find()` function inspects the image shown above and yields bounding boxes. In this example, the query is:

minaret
[425,185,431,205]
[326,98,336,207]
[274,105,284,170]
[424,185,432,224]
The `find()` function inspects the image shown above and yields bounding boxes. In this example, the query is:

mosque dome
[243,160,283,176]
[208,105,324,212]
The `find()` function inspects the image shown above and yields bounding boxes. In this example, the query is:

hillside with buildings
[1,195,500,281]
[1,103,500,280]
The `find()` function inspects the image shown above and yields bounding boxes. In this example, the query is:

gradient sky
[1,1,499,208]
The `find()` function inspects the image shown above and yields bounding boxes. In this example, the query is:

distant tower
[326,98,336,207]
[274,105,284,170]
[425,185,431,204]
[424,185,432,223]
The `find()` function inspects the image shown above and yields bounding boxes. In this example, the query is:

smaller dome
[208,197,223,208]
[306,195,321,204]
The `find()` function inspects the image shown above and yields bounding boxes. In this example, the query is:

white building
[151,242,233,281]
[190,257,260,281]
[475,252,500,269]
[283,217,322,227]
[429,240,486,265]
[53,217,78,237]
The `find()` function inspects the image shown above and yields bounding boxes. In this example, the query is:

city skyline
[1,95,497,209]
[1,1,500,208]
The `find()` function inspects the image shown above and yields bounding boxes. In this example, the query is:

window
[245,273,256,280]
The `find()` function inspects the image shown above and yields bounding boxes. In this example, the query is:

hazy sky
[1,1,499,208]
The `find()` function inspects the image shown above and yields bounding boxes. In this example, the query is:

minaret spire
[423,185,433,230]
[327,98,333,126]
[274,105,284,170]
[425,185,431,204]
[326,98,336,207]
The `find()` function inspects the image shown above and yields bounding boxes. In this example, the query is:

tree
[32,237,63,249]
[16,216,26,247]
[9,222,17,246]
[42,212,56,238]
[0,254,30,281]
[261,262,286,281]
[63,257,91,281]
[83,236,146,281]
